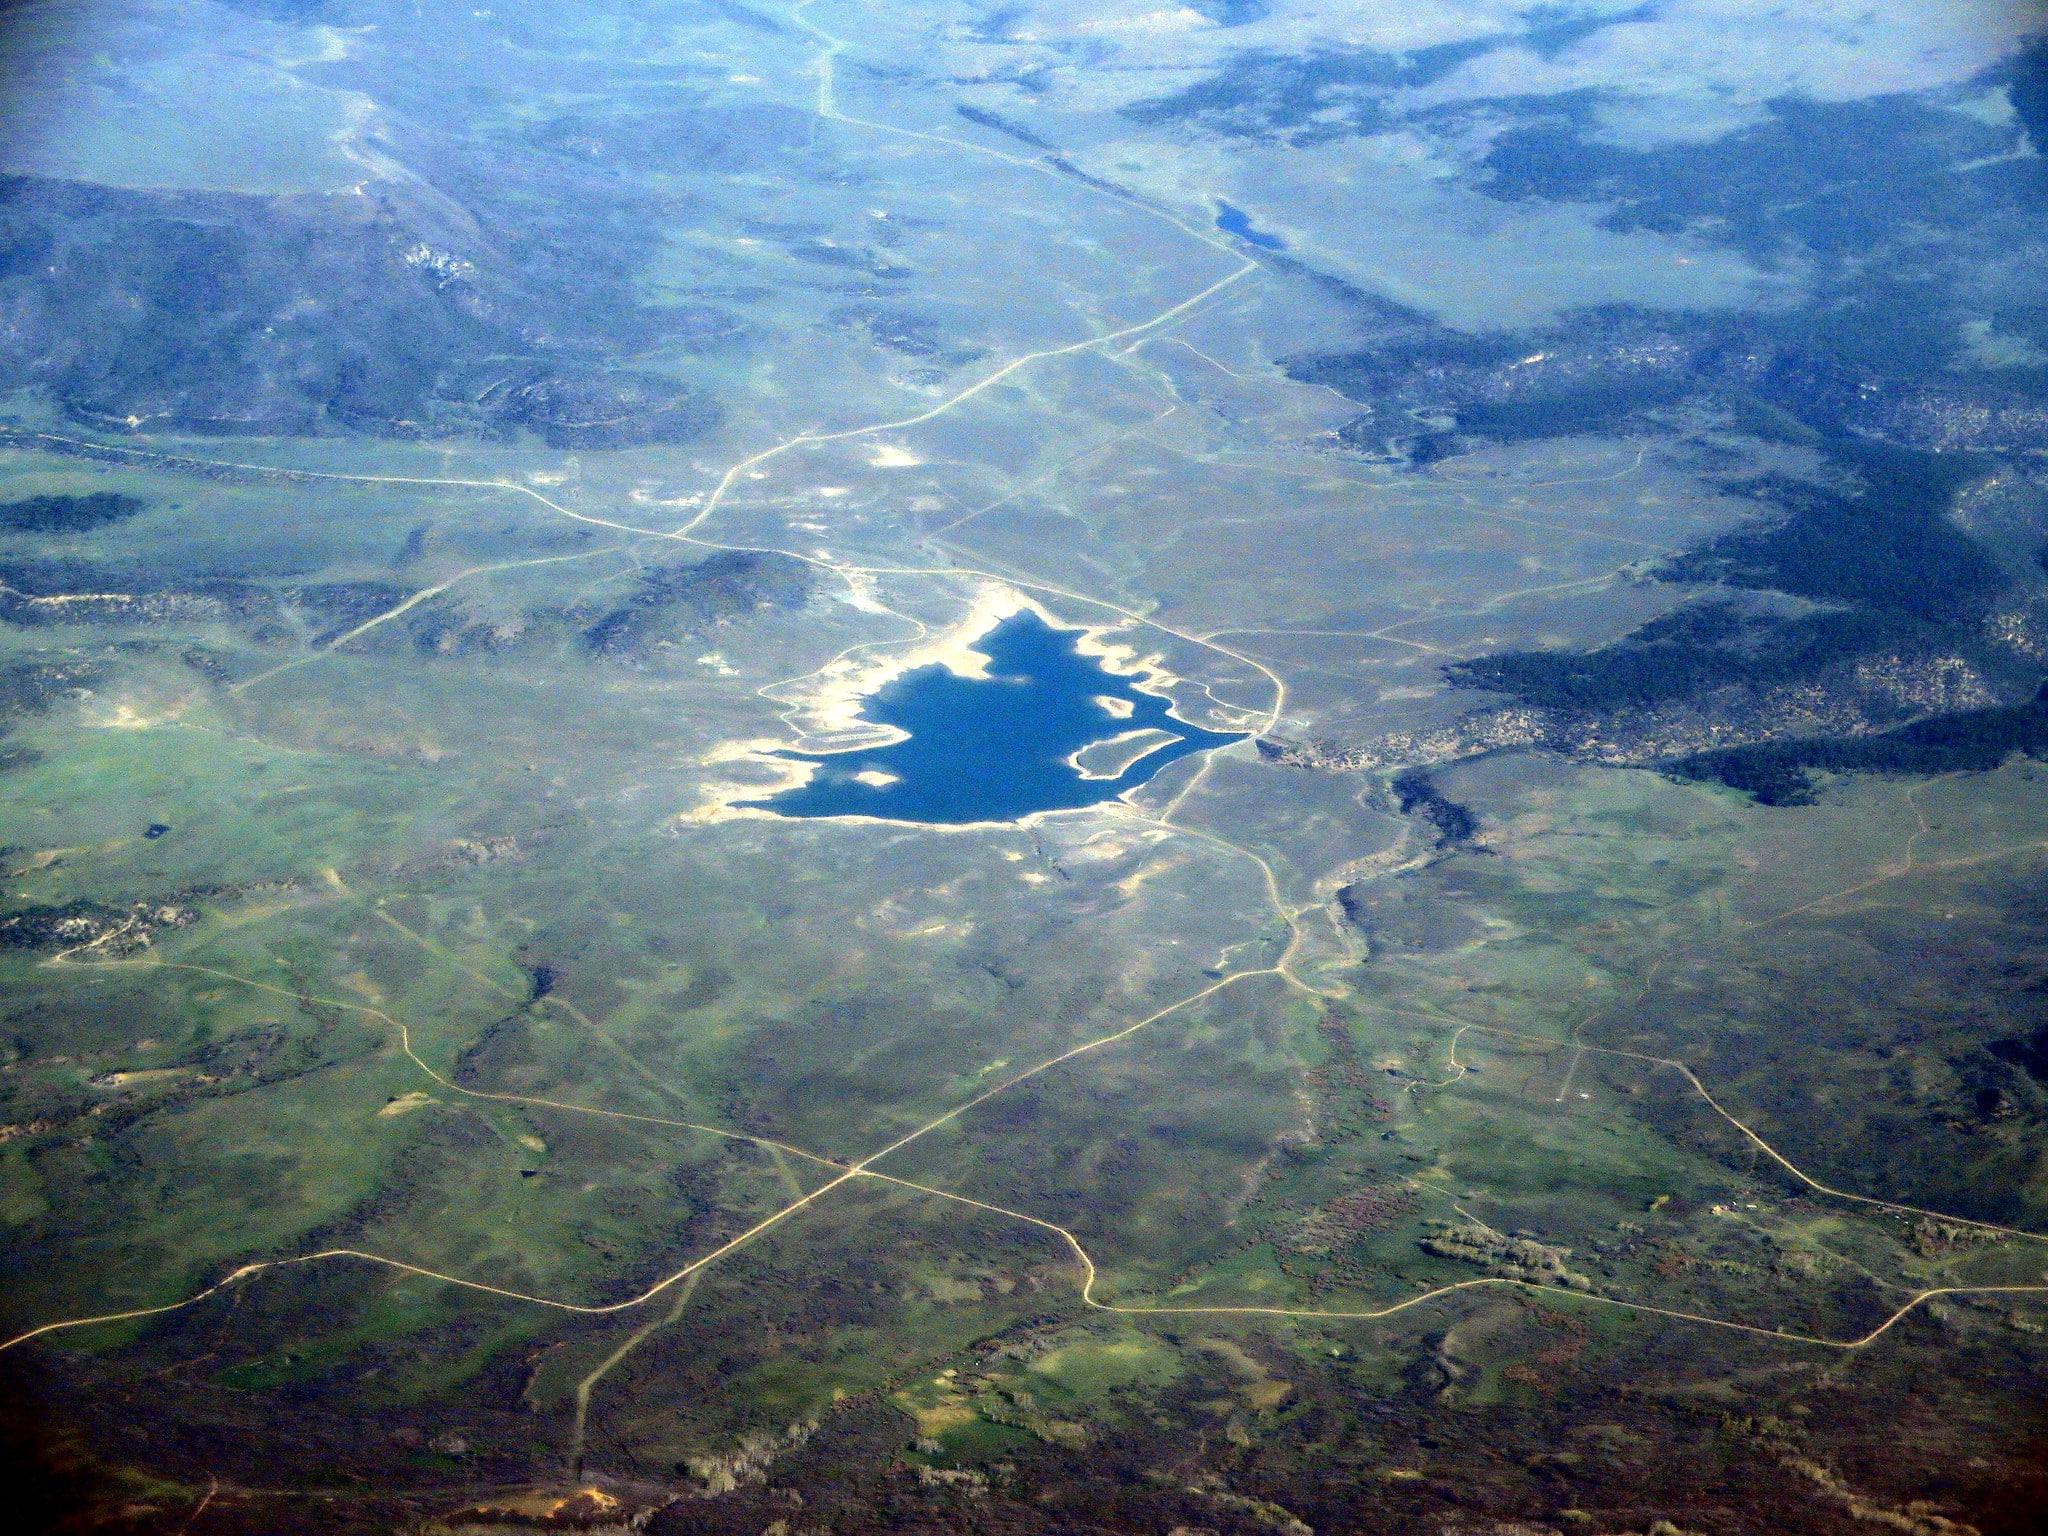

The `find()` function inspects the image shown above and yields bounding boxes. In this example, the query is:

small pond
[1215,200,1286,250]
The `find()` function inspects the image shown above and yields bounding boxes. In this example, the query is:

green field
[3,2,2047,1534]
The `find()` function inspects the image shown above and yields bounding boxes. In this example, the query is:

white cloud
[1426,0,2038,119]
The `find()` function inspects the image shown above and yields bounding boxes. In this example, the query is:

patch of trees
[1481,93,2031,267]
[1453,379,1692,444]
[1659,444,1999,625]
[0,658,101,715]
[487,369,721,451]
[954,105,1055,152]
[1667,686,2048,805]
[1448,604,1932,712]
[527,97,809,173]
[585,550,812,660]
[832,304,986,367]
[0,898,196,951]
[0,492,145,532]
[1438,436,2048,802]
[288,580,413,644]
[1990,1020,2048,1083]
[0,165,724,445]
[1120,41,1497,138]
[1391,770,1476,846]
[1448,441,2004,716]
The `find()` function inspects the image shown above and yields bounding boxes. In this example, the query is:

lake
[1214,200,1286,250]
[745,610,1245,824]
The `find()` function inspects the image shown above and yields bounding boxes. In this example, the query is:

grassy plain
[0,2,2044,1532]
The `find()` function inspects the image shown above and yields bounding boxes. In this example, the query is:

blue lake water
[745,610,1245,824]
[1215,200,1286,250]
